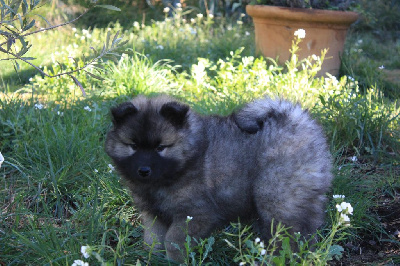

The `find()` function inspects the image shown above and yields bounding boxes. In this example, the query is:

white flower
[342,202,353,215]
[260,249,266,255]
[333,195,345,199]
[108,164,115,173]
[163,7,170,13]
[241,13,246,18]
[237,21,243,25]
[94,169,98,173]
[379,65,385,70]
[254,237,260,243]
[339,213,351,226]
[0,152,4,168]
[245,31,250,36]
[176,3,182,8]
[294,29,306,39]
[336,202,353,215]
[348,76,355,81]
[84,106,92,112]
[72,259,89,266]
[351,156,357,162]
[312,54,320,61]
[57,111,64,116]
[259,241,264,248]
[239,263,246,266]
[34,103,44,110]
[190,18,196,24]
[208,14,214,19]
[156,45,164,50]
[341,213,350,222]
[80,246,91,258]
[186,216,193,221]
[197,13,203,18]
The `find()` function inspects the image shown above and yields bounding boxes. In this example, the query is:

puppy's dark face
[105,97,190,185]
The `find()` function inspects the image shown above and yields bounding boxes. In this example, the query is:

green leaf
[105,30,111,50]
[111,30,120,48]
[327,244,344,261]
[34,14,51,26]
[12,60,20,72]
[96,5,121,11]
[21,0,27,14]
[84,70,105,81]
[23,19,35,31]
[69,74,86,96]
[17,13,23,29]
[6,37,13,51]
[202,236,215,260]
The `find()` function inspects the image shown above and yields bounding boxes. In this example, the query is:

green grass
[1,3,400,265]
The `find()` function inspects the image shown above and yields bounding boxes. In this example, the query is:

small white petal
[80,246,90,259]
[294,29,306,39]
[333,195,345,199]
[72,260,89,266]
[0,152,4,168]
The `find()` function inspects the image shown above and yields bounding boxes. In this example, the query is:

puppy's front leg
[141,211,168,252]
[164,216,217,263]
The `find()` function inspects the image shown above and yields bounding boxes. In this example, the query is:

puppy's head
[105,96,192,185]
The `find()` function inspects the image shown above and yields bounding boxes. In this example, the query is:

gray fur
[105,95,333,262]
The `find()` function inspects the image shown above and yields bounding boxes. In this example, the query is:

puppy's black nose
[138,166,151,177]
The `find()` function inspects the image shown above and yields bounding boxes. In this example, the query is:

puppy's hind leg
[253,174,327,249]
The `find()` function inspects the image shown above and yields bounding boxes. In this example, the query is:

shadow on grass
[0,67,41,93]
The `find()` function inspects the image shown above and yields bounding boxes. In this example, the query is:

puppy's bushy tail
[233,98,306,134]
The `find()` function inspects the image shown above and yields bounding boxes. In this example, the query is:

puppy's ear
[160,101,189,127]
[111,102,138,124]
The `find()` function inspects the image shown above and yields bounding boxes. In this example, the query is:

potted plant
[246,0,359,76]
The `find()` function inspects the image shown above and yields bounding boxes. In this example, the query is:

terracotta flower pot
[246,5,359,76]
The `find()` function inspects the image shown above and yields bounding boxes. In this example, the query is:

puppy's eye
[156,145,167,152]
[131,143,138,150]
